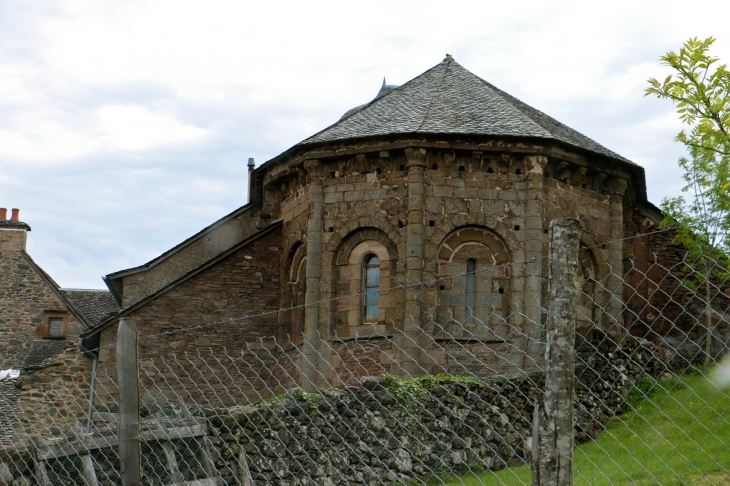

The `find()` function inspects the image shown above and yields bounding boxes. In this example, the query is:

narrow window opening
[498,288,504,294]
[330,172,336,178]
[515,168,521,175]
[514,225,520,231]
[440,285,445,291]
[398,221,404,228]
[375,168,381,175]
[48,318,64,338]
[328,227,334,232]
[458,166,465,172]
[487,167,494,174]
[429,220,435,227]
[466,259,476,325]
[363,255,381,323]
[399,164,405,171]
[432,164,438,170]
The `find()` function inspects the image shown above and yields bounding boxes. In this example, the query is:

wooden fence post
[117,318,141,486]
[532,218,580,486]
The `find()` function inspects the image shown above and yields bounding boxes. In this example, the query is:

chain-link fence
[1,222,730,485]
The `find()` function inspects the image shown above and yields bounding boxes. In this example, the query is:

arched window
[363,255,380,322]
[465,258,476,325]
[436,226,510,339]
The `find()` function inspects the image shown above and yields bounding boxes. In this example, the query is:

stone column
[522,155,547,372]
[302,159,325,391]
[399,147,427,377]
[606,178,628,337]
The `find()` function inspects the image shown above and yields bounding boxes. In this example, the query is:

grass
[435,370,730,485]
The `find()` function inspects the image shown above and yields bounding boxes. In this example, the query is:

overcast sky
[1,0,729,289]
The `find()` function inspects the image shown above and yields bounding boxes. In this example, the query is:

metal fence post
[533,218,580,486]
[117,318,141,486]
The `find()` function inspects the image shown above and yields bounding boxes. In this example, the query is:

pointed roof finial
[444,54,452,62]
[382,77,387,87]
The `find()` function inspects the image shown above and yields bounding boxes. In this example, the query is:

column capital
[524,155,548,175]
[303,159,324,177]
[405,147,427,168]
[606,177,629,196]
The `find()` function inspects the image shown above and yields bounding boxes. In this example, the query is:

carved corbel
[571,167,588,186]
[348,153,368,175]
[257,183,283,228]
[591,172,607,193]
[472,151,483,170]
[499,153,512,173]
[556,161,571,183]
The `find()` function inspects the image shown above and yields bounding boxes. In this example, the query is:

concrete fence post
[532,218,580,486]
[117,318,141,486]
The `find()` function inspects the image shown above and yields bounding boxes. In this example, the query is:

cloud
[2,0,730,288]
[96,105,208,152]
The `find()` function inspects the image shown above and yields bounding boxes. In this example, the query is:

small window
[466,259,476,325]
[49,318,64,337]
[363,255,380,323]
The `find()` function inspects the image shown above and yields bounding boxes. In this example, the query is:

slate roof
[22,340,69,369]
[21,252,119,330]
[302,56,634,165]
[59,289,120,328]
[0,378,20,445]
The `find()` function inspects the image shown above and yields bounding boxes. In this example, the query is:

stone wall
[97,226,286,406]
[0,243,85,369]
[265,139,638,384]
[627,212,730,364]
[199,334,658,485]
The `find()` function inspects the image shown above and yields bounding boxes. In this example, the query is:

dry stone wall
[199,335,659,485]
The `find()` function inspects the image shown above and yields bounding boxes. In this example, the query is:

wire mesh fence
[1,226,730,485]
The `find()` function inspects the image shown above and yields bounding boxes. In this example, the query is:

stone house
[79,56,710,406]
[0,208,119,442]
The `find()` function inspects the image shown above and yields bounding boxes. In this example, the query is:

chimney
[0,207,30,252]
[247,158,255,204]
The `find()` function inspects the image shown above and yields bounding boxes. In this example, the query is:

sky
[1,0,729,290]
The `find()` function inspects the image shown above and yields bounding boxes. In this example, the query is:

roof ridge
[416,58,451,132]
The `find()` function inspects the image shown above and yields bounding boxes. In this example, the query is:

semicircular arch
[437,226,510,265]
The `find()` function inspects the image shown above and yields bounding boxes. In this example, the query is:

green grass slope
[436,371,730,485]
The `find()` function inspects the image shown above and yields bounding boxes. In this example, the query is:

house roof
[20,252,116,331]
[103,202,259,289]
[81,220,282,341]
[59,289,120,328]
[300,56,635,166]
[22,340,70,369]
